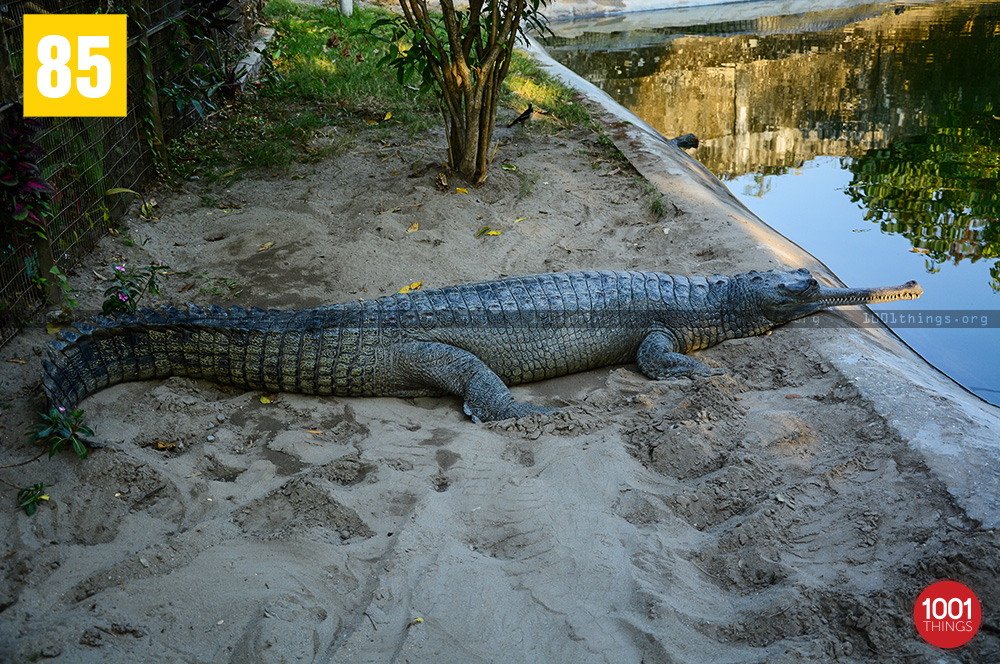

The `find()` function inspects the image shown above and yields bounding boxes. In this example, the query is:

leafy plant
[368,0,549,184]
[0,110,56,241]
[161,0,243,119]
[105,187,157,219]
[103,262,170,314]
[181,270,242,298]
[16,483,49,516]
[26,406,94,460]
[41,266,79,309]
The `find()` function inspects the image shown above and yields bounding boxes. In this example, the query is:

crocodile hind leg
[637,330,723,379]
[389,341,554,422]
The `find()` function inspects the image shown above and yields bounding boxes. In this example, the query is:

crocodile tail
[41,304,294,410]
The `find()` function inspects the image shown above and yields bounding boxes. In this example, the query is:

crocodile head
[753,268,923,325]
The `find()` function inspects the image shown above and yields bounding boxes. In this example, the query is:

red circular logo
[913,579,982,649]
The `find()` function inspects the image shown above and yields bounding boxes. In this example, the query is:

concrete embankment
[525,33,1000,528]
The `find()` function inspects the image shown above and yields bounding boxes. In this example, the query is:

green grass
[168,1,440,180]
[505,50,592,131]
[167,1,615,182]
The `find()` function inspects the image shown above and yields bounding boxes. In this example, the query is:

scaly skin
[42,268,922,421]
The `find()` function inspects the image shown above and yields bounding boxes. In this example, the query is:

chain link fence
[1,0,262,347]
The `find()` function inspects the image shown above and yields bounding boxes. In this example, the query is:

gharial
[41,268,922,423]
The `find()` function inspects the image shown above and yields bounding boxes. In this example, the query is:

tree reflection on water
[846,103,1000,291]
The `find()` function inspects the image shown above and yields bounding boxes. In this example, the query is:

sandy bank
[0,32,997,664]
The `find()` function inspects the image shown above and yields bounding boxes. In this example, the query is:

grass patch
[505,50,592,131]
[168,1,440,181]
[167,1,627,183]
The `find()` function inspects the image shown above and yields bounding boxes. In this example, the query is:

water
[543,0,1000,405]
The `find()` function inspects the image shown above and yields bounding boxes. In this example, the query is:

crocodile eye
[779,279,814,294]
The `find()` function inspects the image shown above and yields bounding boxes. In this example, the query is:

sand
[1,47,999,663]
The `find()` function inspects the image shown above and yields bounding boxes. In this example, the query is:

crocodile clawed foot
[464,400,557,423]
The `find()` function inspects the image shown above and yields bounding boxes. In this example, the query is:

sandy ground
[2,64,999,662]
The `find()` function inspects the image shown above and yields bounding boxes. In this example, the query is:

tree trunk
[397,0,528,185]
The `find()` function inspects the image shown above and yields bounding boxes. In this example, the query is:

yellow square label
[23,14,127,117]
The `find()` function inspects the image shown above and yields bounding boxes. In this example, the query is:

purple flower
[114,265,125,272]
[117,292,129,302]
[58,406,66,413]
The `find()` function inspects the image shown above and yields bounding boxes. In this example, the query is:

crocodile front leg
[389,341,554,422]
[637,330,723,379]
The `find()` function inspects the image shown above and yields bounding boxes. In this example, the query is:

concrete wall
[543,0,891,21]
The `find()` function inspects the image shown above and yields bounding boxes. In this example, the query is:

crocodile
[41,268,921,422]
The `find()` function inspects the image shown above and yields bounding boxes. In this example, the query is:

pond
[543,0,1000,406]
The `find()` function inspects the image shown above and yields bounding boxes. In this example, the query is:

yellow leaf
[485,230,501,236]
[909,247,930,254]
[383,111,392,121]
[307,430,323,435]
[456,187,468,194]
[260,395,273,404]
[398,280,423,294]
[513,217,527,223]
[258,241,275,253]
[5,359,26,364]
[407,221,419,232]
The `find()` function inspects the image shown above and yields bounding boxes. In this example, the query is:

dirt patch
[1,92,998,663]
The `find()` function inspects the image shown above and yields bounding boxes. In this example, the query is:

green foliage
[363,0,549,183]
[169,3,439,180]
[262,0,437,122]
[160,0,241,119]
[846,102,1000,289]
[0,112,55,240]
[102,262,170,314]
[16,483,49,517]
[177,269,243,299]
[47,266,78,309]
[26,407,94,461]
[106,187,156,219]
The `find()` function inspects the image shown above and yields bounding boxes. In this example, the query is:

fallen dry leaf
[258,241,275,253]
[398,281,423,294]
[407,221,419,232]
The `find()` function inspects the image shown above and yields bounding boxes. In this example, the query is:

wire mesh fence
[1,0,260,348]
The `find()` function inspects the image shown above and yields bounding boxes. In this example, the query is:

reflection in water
[545,1,1000,270]
[846,104,1000,288]
[544,1,1000,403]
